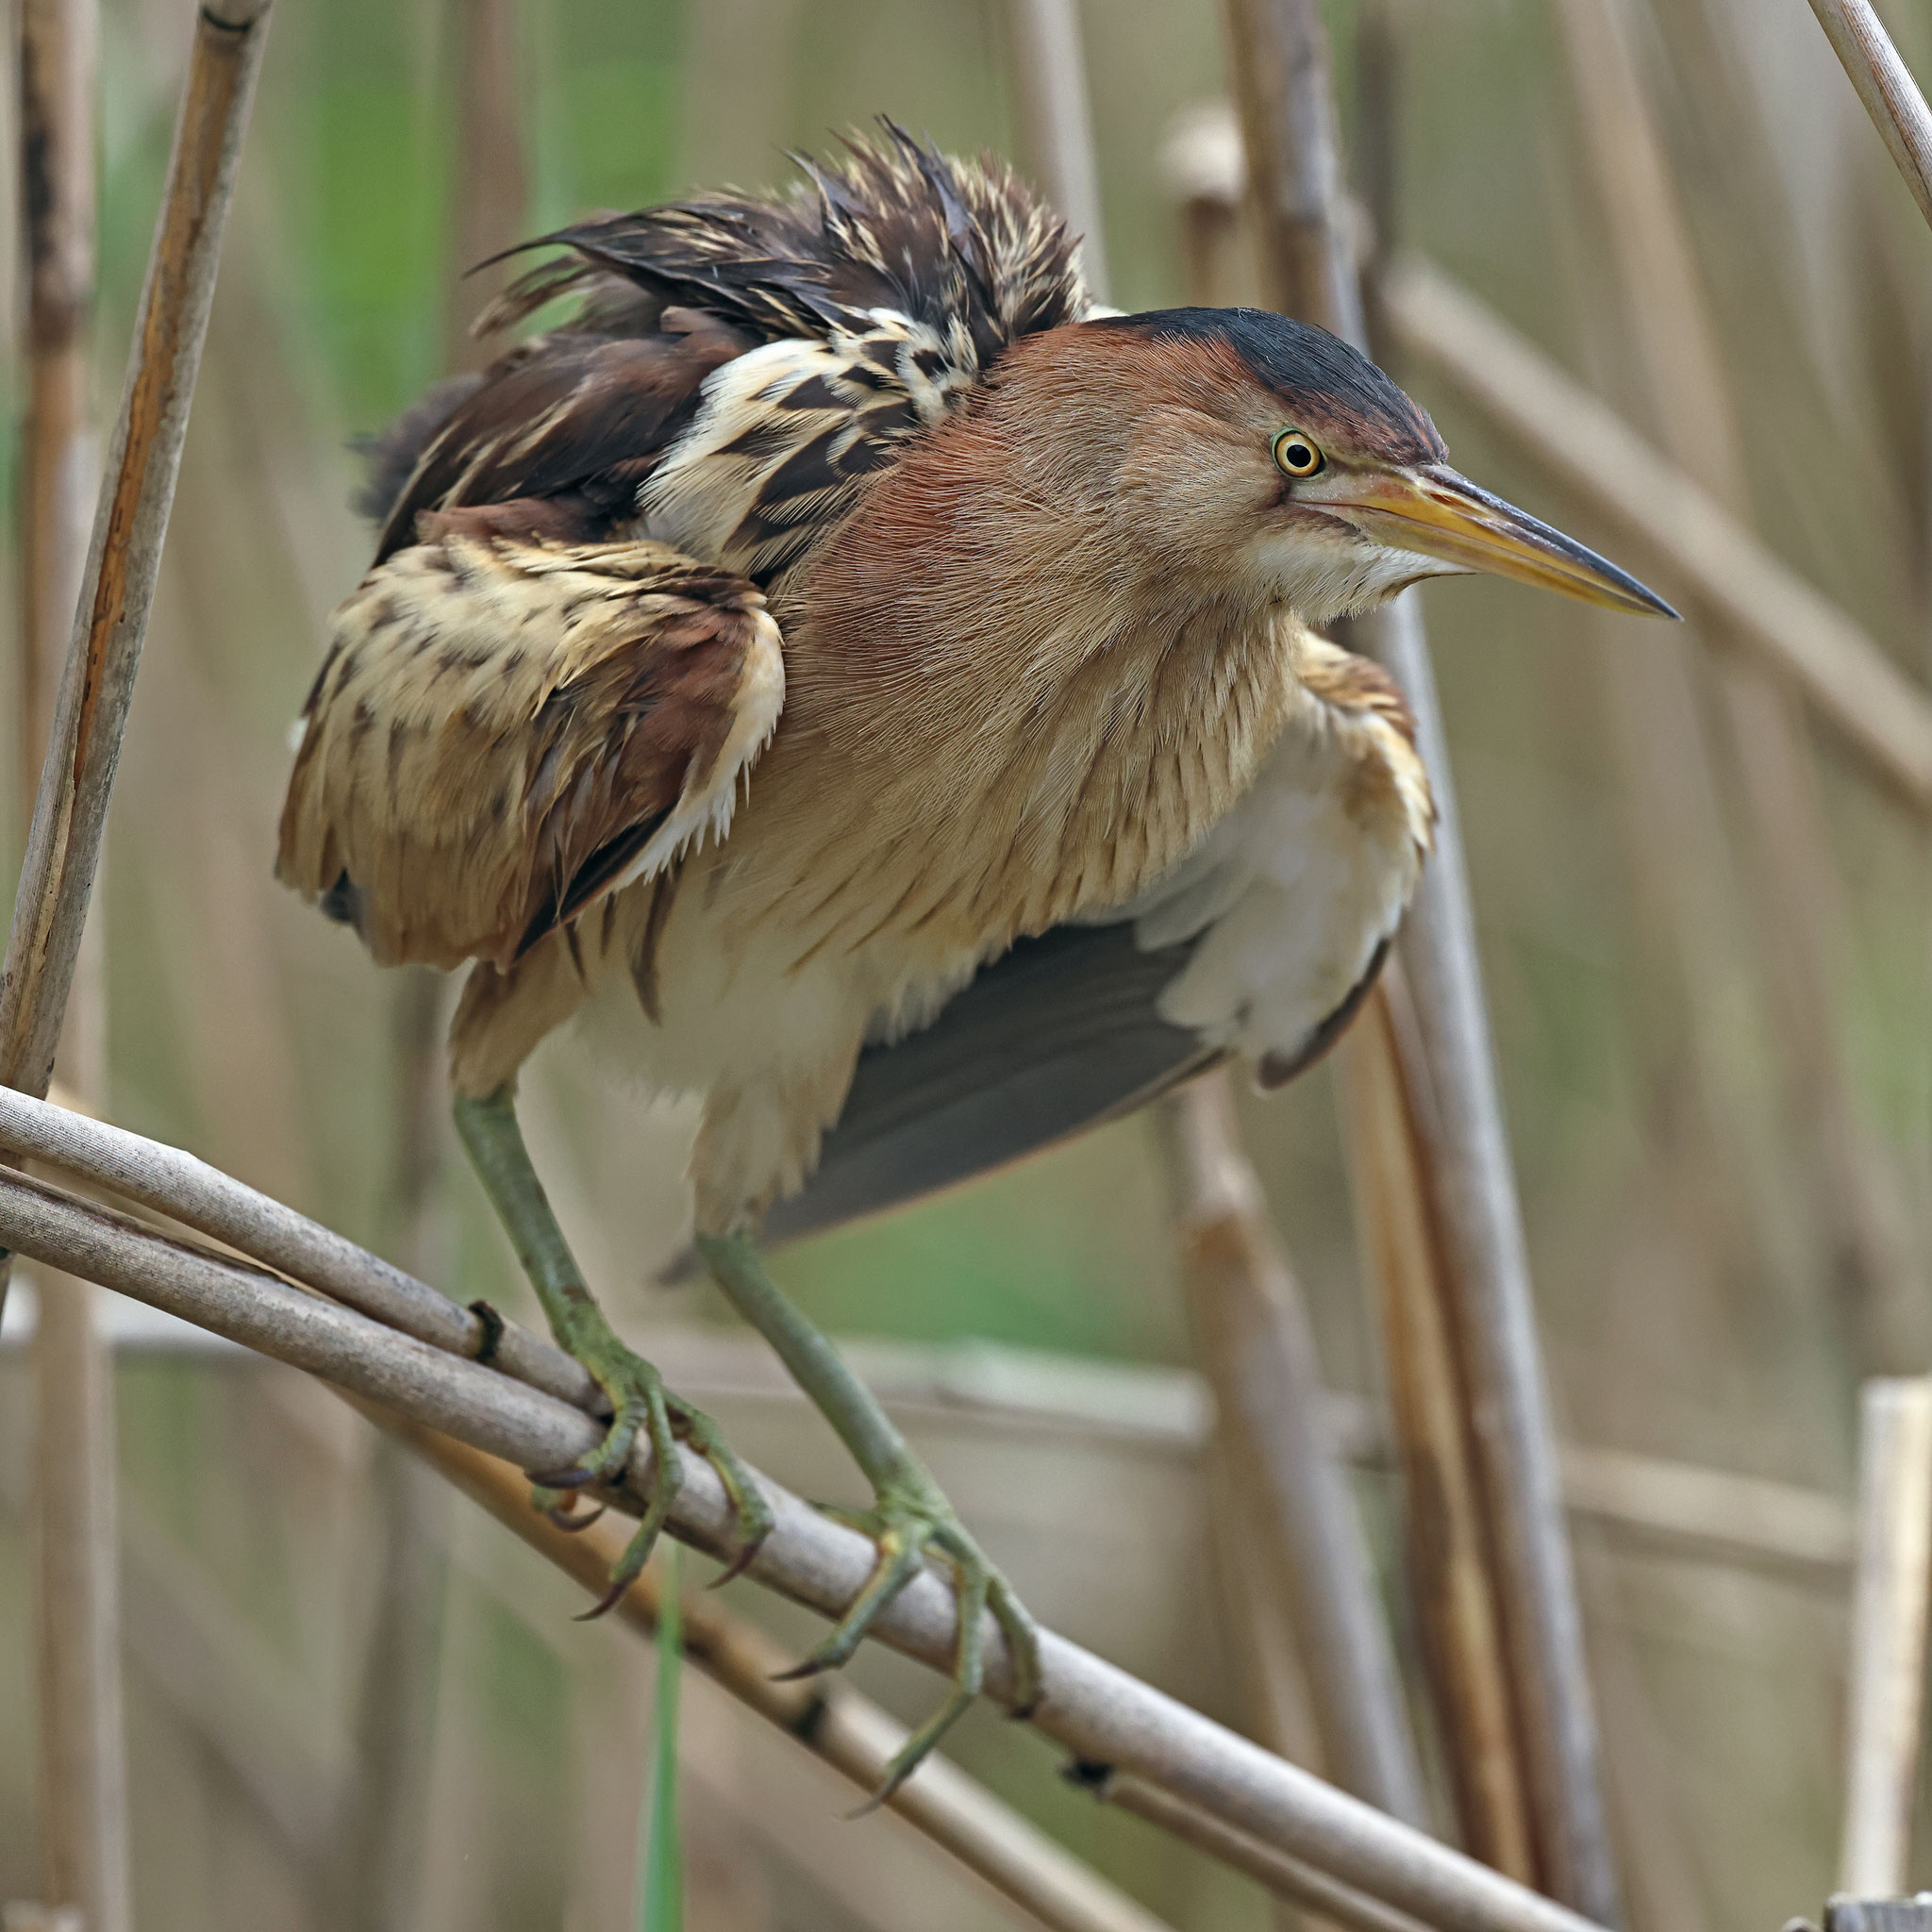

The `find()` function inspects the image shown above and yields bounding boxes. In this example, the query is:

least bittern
[277,125,1672,1789]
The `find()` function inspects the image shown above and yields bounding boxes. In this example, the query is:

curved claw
[769,1657,833,1685]
[989,1575,1044,1721]
[528,1463,600,1491]
[708,1536,765,1590]
[543,1497,608,1534]
[855,1680,980,1813]
[575,1573,634,1623]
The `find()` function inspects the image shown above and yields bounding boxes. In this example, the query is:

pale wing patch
[639,318,978,580]
[1120,664,1434,1076]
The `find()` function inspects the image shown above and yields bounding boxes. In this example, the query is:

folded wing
[277,535,783,971]
[761,678,1428,1246]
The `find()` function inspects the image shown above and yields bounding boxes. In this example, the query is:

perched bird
[277,125,1672,1787]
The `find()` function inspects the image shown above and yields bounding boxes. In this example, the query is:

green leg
[696,1229,1042,1793]
[455,1085,773,1608]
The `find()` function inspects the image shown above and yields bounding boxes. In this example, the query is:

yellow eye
[1273,430,1324,478]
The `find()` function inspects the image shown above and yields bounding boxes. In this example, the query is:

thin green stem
[639,1541,683,1932]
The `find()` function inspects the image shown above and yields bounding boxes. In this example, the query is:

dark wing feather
[353,373,483,525]
[482,122,1090,364]
[356,125,1091,587]
[757,924,1220,1248]
[374,315,753,560]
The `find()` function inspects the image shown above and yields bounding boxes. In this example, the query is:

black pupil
[1286,441,1311,469]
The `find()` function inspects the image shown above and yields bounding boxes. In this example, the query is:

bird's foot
[531,1303,774,1615]
[782,1464,1042,1800]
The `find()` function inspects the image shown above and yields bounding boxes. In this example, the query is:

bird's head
[1046,307,1674,631]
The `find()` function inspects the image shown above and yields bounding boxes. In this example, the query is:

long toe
[774,1525,927,1679]
[866,1679,979,1809]
[799,1478,1037,1793]
[669,1397,776,1582]
[530,1331,758,1618]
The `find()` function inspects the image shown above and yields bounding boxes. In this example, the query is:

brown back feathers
[364,125,1094,574]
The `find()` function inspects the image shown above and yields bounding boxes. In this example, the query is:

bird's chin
[1358,549,1475,608]
[1265,541,1468,633]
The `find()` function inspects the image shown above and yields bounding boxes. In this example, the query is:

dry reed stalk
[1804,0,1932,234]
[441,0,525,364]
[1095,1771,1433,1932]
[1838,1377,1932,1894]
[1158,1074,1429,1827]
[17,0,95,789]
[1206,1457,1325,1772]
[0,1082,593,1403]
[1217,3,1616,1915]
[0,1158,1619,1932]
[378,1408,1177,1932]
[1336,980,1537,1881]
[1549,1444,1853,1585]
[0,0,272,1273]
[1377,258,1932,816]
[1153,112,1427,1837]
[15,2,127,1926]
[1554,0,1922,1369]
[26,1277,125,1932]
[1219,0,1363,341]
[1003,0,1110,302]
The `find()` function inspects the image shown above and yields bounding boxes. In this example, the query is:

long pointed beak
[1333,464,1678,618]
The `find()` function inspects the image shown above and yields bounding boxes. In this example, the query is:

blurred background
[3,0,1932,1926]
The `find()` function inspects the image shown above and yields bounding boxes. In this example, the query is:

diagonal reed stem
[0,1136,1612,1932]
[1094,1769,1433,1932]
[1158,1074,1429,1827]
[1378,258,1932,816]
[1337,974,1536,1879]
[381,1409,1177,1932]
[1804,0,1932,235]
